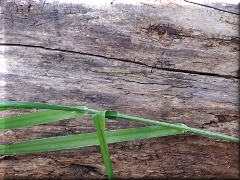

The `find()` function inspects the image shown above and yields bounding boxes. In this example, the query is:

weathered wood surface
[0,0,239,179]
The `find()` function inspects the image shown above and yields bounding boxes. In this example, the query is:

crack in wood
[1,43,238,80]
[183,0,240,15]
[0,155,18,161]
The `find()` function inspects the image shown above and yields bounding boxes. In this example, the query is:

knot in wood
[147,24,182,39]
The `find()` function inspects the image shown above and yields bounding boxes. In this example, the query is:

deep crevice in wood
[1,43,238,80]
[183,0,240,15]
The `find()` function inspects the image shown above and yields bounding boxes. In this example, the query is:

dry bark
[0,0,239,179]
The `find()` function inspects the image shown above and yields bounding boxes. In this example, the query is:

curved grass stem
[0,101,239,143]
[116,114,239,143]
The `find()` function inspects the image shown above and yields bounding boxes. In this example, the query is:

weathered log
[0,0,239,179]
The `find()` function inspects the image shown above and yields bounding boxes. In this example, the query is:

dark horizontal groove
[1,43,238,80]
[183,0,240,15]
[152,67,237,79]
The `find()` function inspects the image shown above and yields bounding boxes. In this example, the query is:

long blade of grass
[0,107,87,130]
[0,125,184,155]
[93,112,114,179]
[0,101,92,113]
[117,113,239,143]
[1,101,238,143]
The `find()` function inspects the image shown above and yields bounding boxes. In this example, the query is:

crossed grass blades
[0,101,239,179]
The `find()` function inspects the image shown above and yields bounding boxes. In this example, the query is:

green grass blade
[0,101,89,112]
[93,112,114,180]
[0,125,184,155]
[117,114,239,143]
[1,101,238,143]
[105,110,119,120]
[0,107,87,130]
[0,132,98,154]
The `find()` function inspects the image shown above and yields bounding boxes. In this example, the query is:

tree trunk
[0,0,239,179]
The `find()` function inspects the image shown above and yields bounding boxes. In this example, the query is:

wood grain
[0,0,239,179]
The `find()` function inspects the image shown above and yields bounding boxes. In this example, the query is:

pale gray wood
[0,0,239,179]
